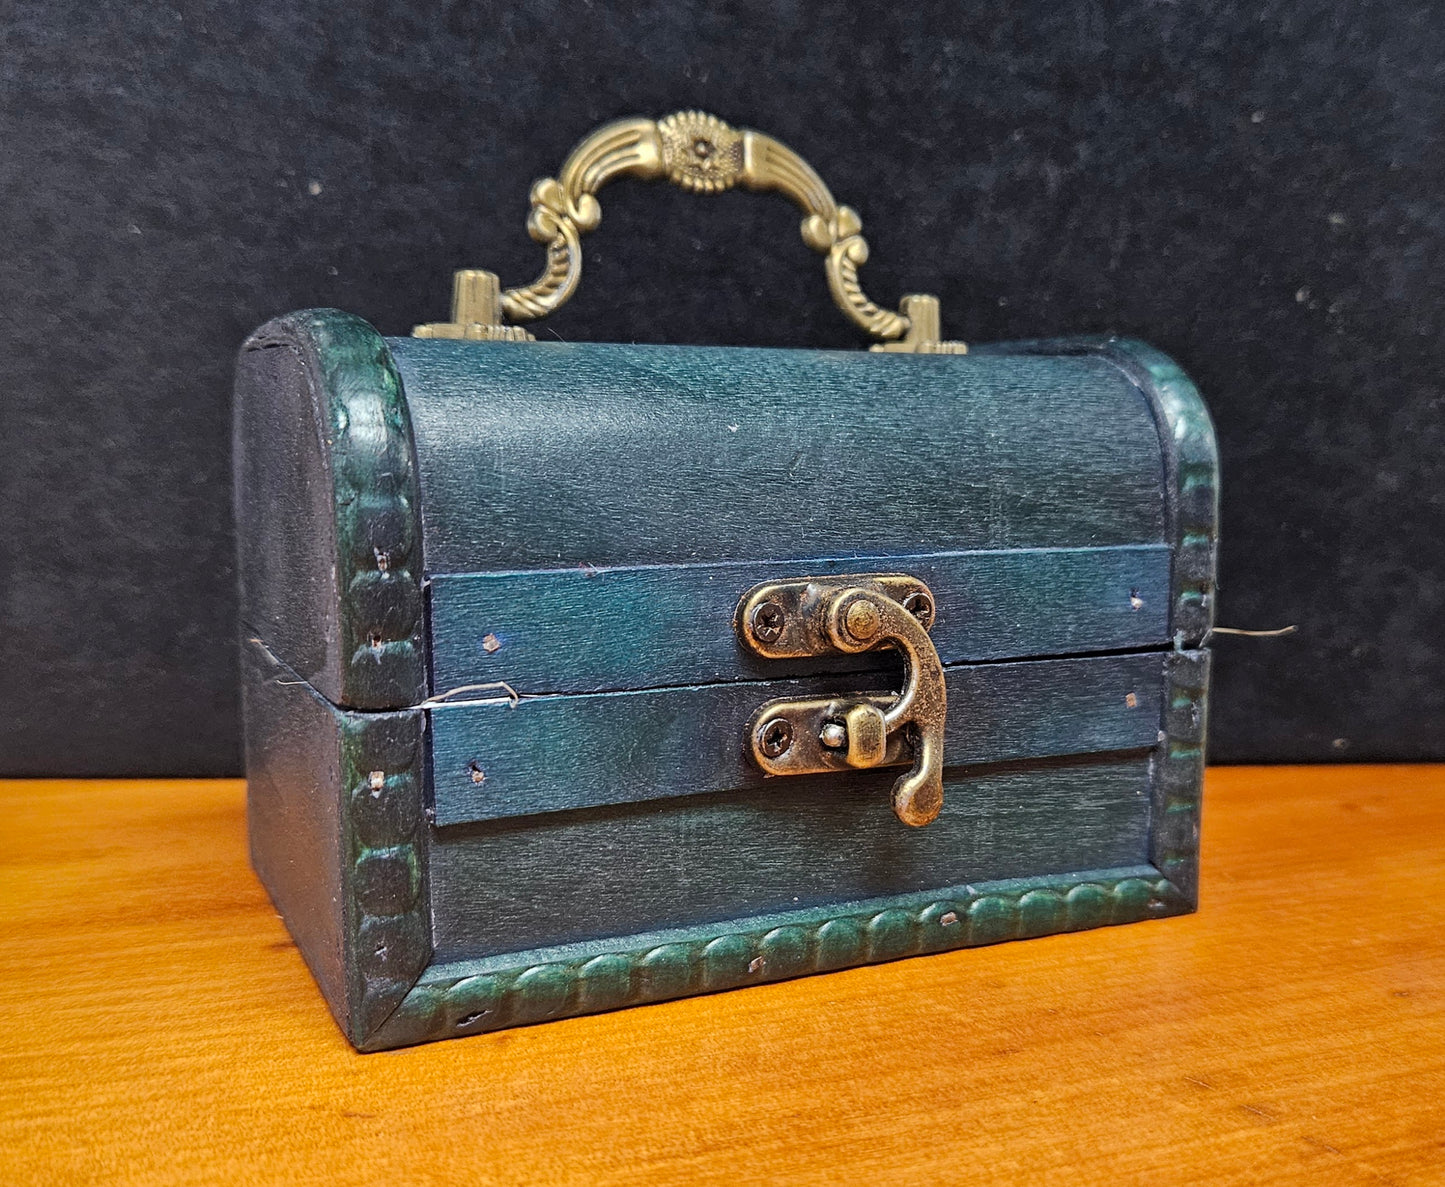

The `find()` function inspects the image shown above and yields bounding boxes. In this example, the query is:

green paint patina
[236,313,1218,1051]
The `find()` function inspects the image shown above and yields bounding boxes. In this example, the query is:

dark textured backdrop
[3,1,1442,774]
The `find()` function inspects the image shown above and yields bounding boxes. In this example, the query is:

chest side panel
[234,338,340,694]
[235,311,426,710]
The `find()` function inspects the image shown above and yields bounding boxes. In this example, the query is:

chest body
[235,316,1216,1051]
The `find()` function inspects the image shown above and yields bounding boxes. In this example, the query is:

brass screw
[759,717,794,758]
[843,597,882,642]
[750,601,786,643]
[902,591,933,624]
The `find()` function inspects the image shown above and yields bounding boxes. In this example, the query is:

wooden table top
[2,766,1442,1184]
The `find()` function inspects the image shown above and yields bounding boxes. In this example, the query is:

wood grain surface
[390,341,1168,573]
[429,652,1165,823]
[2,766,1442,1185]
[425,545,1172,695]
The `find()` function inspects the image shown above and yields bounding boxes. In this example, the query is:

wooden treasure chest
[234,112,1219,1051]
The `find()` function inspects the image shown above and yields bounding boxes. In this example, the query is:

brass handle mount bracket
[735,574,947,827]
[414,111,965,353]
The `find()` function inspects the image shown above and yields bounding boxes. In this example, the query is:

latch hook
[735,575,947,827]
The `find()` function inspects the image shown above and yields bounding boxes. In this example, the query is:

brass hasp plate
[735,575,946,827]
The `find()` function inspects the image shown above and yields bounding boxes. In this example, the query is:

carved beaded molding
[305,312,433,1040]
[364,869,1187,1051]
[339,710,430,1043]
[320,312,427,709]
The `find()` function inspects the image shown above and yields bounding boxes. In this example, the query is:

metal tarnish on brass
[735,574,947,827]
[412,270,537,342]
[413,111,966,352]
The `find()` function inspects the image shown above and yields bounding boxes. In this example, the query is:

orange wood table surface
[2,766,1442,1185]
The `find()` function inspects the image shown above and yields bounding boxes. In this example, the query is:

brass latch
[735,575,946,827]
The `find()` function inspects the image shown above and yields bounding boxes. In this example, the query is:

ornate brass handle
[414,111,965,353]
[736,575,947,827]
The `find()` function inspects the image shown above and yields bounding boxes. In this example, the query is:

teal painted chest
[233,114,1218,1051]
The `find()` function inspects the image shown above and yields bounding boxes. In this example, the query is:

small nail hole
[468,762,486,785]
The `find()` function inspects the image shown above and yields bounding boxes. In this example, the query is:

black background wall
[3,1,1442,774]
